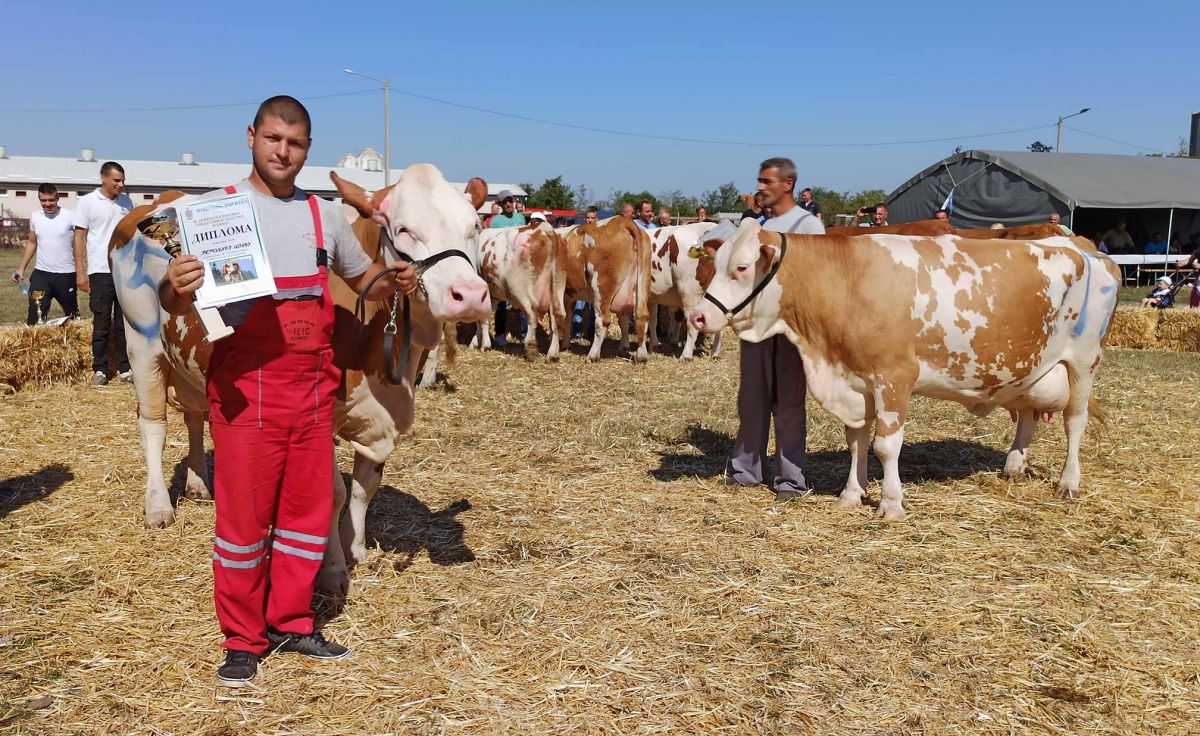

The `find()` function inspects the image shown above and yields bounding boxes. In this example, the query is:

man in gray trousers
[729,157,825,499]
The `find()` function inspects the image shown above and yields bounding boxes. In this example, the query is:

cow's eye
[735,264,750,274]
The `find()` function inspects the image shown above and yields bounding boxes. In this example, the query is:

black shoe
[774,487,813,502]
[217,650,258,688]
[266,629,350,661]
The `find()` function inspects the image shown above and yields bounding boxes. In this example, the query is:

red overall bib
[207,185,342,655]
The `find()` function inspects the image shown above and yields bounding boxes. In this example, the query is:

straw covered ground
[1108,306,1200,352]
[1,339,1199,735]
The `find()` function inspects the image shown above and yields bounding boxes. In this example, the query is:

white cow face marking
[378,164,491,323]
[688,218,786,342]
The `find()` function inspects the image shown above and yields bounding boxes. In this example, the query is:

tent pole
[1166,207,1174,268]
[1069,205,1075,230]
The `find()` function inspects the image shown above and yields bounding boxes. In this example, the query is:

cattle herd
[106,164,1120,597]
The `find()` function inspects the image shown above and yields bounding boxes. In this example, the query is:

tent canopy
[885,150,1200,230]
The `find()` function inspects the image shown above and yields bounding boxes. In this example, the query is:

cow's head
[332,165,491,323]
[688,218,787,341]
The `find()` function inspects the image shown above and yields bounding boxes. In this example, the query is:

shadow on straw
[365,487,476,573]
[0,463,74,519]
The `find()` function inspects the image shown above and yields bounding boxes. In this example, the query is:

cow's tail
[550,229,569,339]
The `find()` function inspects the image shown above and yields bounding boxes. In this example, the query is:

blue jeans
[571,301,594,341]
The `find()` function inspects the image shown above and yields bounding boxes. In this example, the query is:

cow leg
[1003,409,1038,481]
[182,411,212,500]
[587,309,607,362]
[315,454,351,598]
[1056,371,1093,500]
[418,346,438,389]
[648,305,660,351]
[837,424,872,509]
[710,330,723,359]
[341,453,385,565]
[872,386,911,521]
[140,415,174,529]
[545,308,561,362]
[470,320,491,351]
[680,321,699,361]
[521,305,539,361]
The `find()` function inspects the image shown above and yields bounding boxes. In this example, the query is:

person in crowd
[657,207,673,228]
[1141,276,1174,308]
[1092,231,1110,254]
[1175,233,1200,308]
[1144,231,1168,255]
[74,161,134,386]
[1049,212,1072,235]
[1102,221,1135,253]
[740,192,765,221]
[161,95,418,688]
[853,203,888,227]
[515,199,526,216]
[934,209,950,223]
[572,206,599,340]
[695,205,712,223]
[635,200,656,231]
[483,202,501,228]
[799,187,821,218]
[14,183,79,325]
[487,191,526,346]
[620,203,635,220]
[728,156,824,501]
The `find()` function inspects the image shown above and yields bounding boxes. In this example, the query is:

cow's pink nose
[449,283,488,308]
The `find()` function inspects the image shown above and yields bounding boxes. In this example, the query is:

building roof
[0,152,526,206]
[890,150,1200,210]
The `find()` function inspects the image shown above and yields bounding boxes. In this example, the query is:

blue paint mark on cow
[1071,254,1095,338]
[116,232,172,340]
[1096,284,1120,340]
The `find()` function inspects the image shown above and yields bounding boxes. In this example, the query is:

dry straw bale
[2,337,1199,735]
[0,321,90,391]
[1106,306,1159,350]
[1156,308,1200,352]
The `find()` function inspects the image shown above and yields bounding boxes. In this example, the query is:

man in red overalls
[163,96,417,687]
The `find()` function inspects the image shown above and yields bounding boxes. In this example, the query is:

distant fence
[1,219,29,248]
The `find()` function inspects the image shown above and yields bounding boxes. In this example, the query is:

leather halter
[702,236,788,318]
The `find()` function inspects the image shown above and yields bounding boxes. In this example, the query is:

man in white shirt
[13,184,79,324]
[729,157,825,500]
[73,161,134,386]
[635,200,657,231]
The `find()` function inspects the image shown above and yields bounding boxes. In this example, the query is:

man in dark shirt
[799,188,821,219]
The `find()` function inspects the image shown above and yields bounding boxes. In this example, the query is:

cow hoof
[874,504,906,522]
[586,354,600,363]
[315,565,351,598]
[680,354,694,362]
[144,509,176,529]
[523,346,538,362]
[835,494,863,509]
[349,545,369,566]
[184,479,213,501]
[547,352,560,363]
[1055,483,1080,500]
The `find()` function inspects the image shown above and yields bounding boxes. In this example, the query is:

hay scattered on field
[1,340,1199,735]
[0,321,90,391]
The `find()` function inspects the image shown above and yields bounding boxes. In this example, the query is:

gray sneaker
[90,371,109,388]
[118,370,134,383]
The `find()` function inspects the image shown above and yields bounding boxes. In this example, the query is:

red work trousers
[208,346,340,655]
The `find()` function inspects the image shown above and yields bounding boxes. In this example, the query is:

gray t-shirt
[221,179,372,280]
[214,179,373,326]
[762,205,825,235]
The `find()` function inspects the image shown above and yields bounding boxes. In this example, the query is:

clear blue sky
[1,0,1193,198]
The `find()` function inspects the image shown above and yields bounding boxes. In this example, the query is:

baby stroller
[1164,270,1198,308]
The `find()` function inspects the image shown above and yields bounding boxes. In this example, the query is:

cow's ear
[330,172,374,218]
[759,242,781,264]
[465,177,488,211]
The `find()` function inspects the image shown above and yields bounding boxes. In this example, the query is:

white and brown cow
[555,217,652,362]
[471,221,567,360]
[690,219,1121,520]
[645,221,724,360]
[110,164,491,595]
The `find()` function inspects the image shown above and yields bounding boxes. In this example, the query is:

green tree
[526,176,575,210]
[571,182,593,210]
[611,190,661,212]
[1028,141,1053,153]
[700,182,742,213]
[658,189,700,216]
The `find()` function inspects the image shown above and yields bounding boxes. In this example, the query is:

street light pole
[343,68,391,188]
[1055,107,1091,152]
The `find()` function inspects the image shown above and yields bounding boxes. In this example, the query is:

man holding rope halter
[161,95,418,688]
